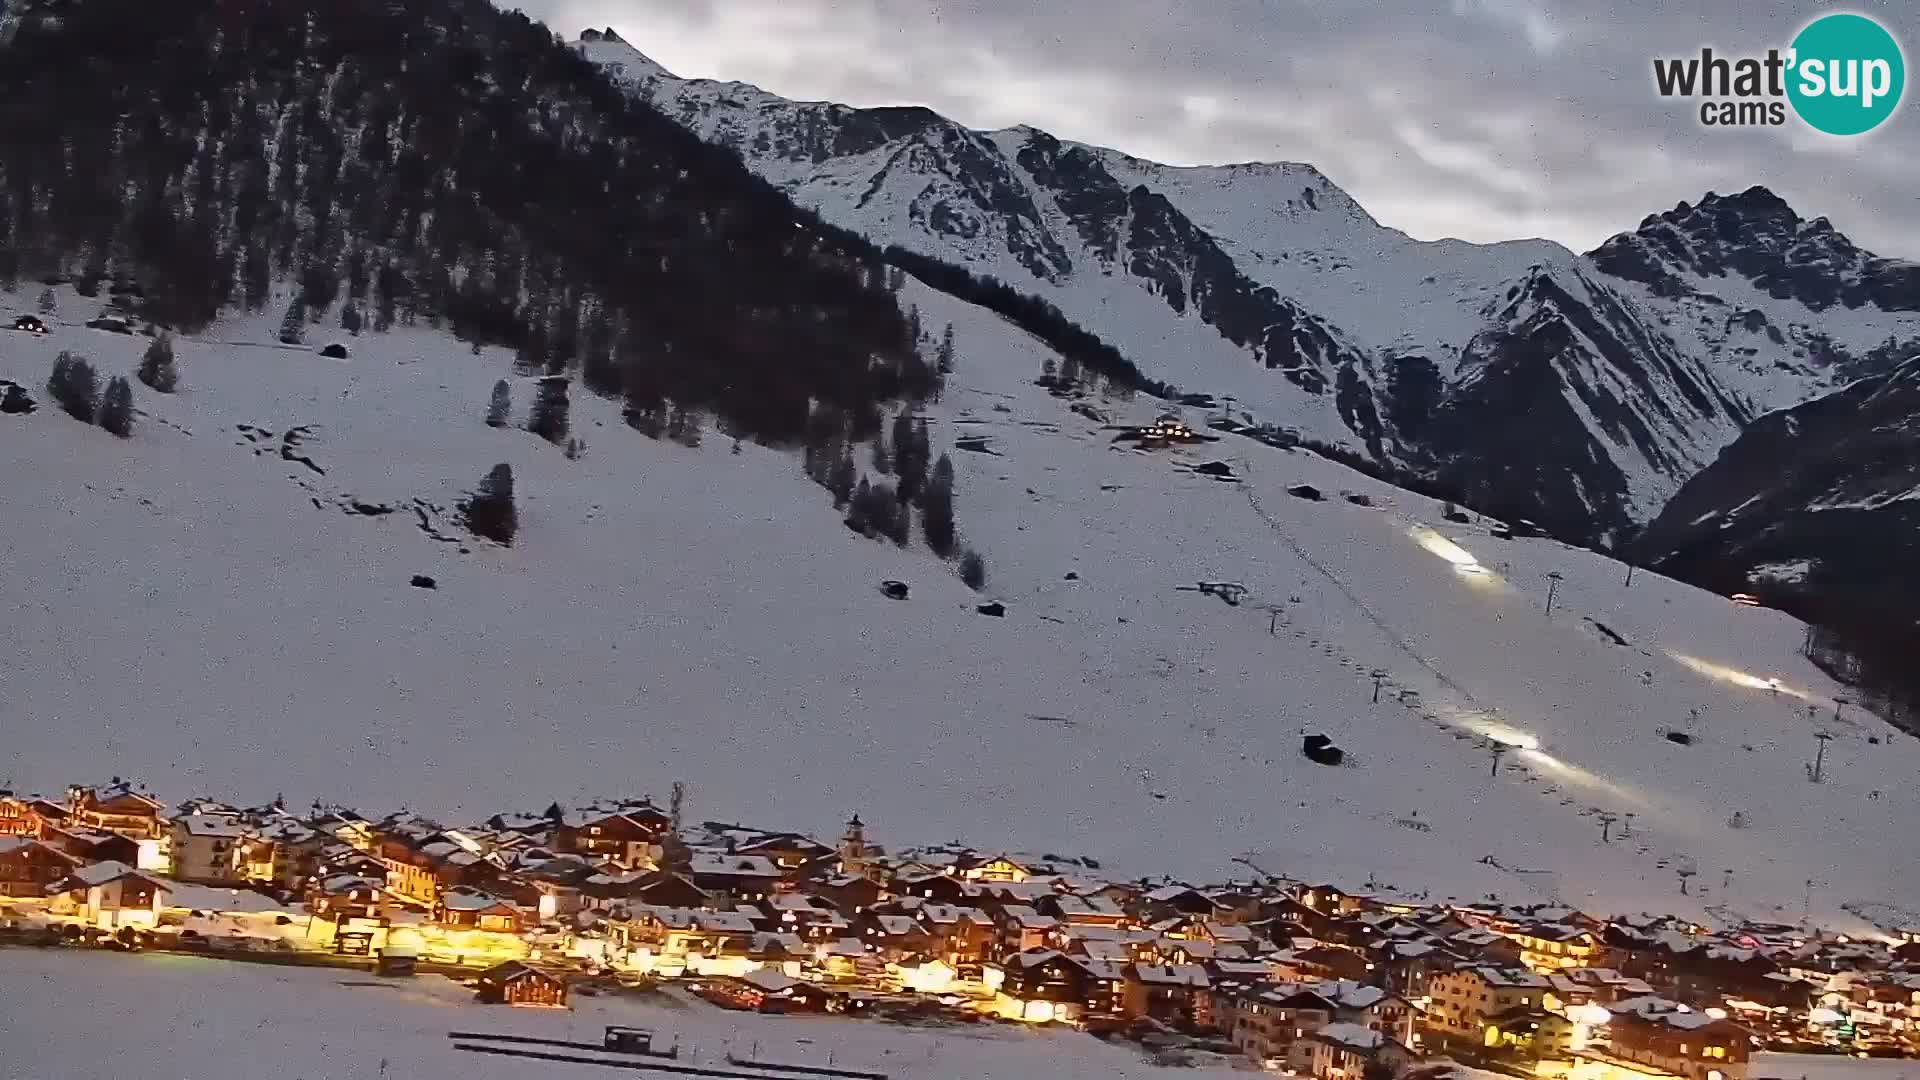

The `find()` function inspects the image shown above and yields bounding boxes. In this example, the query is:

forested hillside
[0,0,934,441]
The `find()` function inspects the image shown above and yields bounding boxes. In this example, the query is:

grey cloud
[513,0,1920,256]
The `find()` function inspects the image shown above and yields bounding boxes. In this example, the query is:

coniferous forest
[0,0,937,444]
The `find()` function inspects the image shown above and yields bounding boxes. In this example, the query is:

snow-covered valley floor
[1,282,1915,932]
[0,948,1245,1080]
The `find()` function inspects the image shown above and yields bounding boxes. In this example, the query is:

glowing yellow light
[1666,651,1814,700]
[1410,526,1486,573]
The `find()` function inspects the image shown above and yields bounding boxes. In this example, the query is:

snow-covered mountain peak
[577,32,1920,546]
[1591,184,1919,315]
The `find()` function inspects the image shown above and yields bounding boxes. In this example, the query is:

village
[3,780,1918,1080]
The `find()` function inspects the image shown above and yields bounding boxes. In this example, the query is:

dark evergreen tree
[922,453,957,557]
[36,288,56,315]
[340,301,363,335]
[892,411,931,504]
[278,297,306,345]
[98,376,134,437]
[847,477,873,533]
[959,548,986,591]
[828,445,857,508]
[462,463,517,545]
[936,323,956,374]
[564,436,586,461]
[871,430,891,474]
[667,405,702,448]
[527,376,570,445]
[46,352,99,423]
[485,379,512,428]
[137,334,179,393]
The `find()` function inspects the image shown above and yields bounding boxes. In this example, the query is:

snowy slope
[4,281,1917,933]
[577,39,1920,545]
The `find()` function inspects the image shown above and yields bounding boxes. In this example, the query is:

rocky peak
[1590,185,1917,313]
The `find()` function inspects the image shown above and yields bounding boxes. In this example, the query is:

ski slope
[1,282,1913,932]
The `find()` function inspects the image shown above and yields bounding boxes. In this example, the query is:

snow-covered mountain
[1635,356,1920,633]
[578,38,1920,546]
[7,277,1919,935]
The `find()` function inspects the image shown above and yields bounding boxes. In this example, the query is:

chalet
[554,810,664,869]
[305,874,390,921]
[955,853,1032,883]
[1479,1005,1572,1054]
[810,872,884,914]
[1296,883,1366,916]
[66,783,165,840]
[894,871,971,905]
[1125,963,1211,1024]
[41,825,141,867]
[688,851,782,901]
[987,949,1125,1023]
[1507,922,1606,971]
[853,911,933,959]
[1307,1022,1417,1080]
[621,906,757,960]
[1289,944,1376,983]
[476,960,569,1007]
[0,794,67,837]
[1607,1001,1752,1080]
[993,904,1060,955]
[1140,883,1224,921]
[0,837,82,898]
[1037,892,1129,929]
[1548,967,1656,1007]
[1231,985,1345,1068]
[1423,966,1550,1041]
[47,861,174,929]
[436,887,523,933]
[170,814,251,884]
[916,903,995,968]
[733,832,835,873]
[629,871,710,909]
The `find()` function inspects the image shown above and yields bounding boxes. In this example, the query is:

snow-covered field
[0,948,1242,1080]
[2,281,1916,931]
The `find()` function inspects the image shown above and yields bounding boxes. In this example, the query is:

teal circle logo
[1787,13,1905,135]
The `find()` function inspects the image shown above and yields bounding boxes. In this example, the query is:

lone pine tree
[137,334,179,393]
[278,297,306,345]
[97,376,134,437]
[959,548,986,591]
[485,379,511,428]
[462,462,517,544]
[527,376,570,445]
[921,453,957,557]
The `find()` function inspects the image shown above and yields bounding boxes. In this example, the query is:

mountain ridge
[578,36,1920,547]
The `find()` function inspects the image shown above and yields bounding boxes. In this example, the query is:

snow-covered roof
[60,861,166,890]
[870,915,918,936]
[739,968,800,993]
[693,911,756,933]
[1134,963,1210,987]
[441,888,514,913]
[1315,1022,1388,1050]
[177,815,249,839]
[168,884,300,915]
[689,852,782,878]
[1475,966,1550,988]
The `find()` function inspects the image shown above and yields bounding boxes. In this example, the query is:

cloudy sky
[519,0,1918,256]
